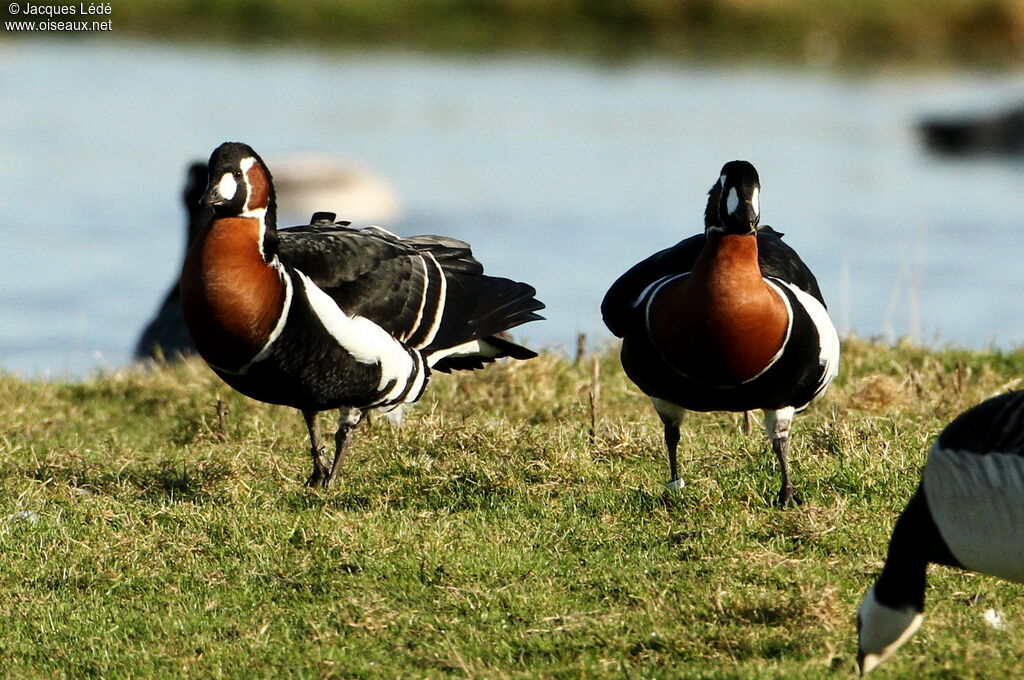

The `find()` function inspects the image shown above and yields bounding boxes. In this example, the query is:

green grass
[1,338,1024,678]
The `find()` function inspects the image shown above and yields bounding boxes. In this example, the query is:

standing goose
[857,390,1024,675]
[180,142,544,487]
[601,160,839,505]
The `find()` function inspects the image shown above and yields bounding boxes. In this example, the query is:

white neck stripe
[242,262,293,370]
[740,278,793,384]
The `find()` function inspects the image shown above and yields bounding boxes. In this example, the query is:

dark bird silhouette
[135,162,212,361]
[920,103,1024,156]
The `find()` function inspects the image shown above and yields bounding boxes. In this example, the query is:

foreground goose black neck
[601,159,839,506]
[180,141,544,487]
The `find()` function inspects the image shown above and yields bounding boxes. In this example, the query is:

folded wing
[277,223,544,368]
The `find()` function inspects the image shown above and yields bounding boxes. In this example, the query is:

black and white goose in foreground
[601,160,839,505]
[856,390,1024,675]
[180,142,544,487]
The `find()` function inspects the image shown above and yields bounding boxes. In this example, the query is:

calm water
[2,39,1024,377]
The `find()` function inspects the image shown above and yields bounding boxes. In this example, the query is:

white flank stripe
[379,355,416,404]
[775,279,840,400]
[475,339,504,358]
[413,252,447,349]
[296,270,414,392]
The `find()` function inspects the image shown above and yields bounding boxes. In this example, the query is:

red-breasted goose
[601,160,839,505]
[180,142,544,487]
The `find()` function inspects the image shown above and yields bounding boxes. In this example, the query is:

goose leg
[303,410,333,488]
[652,398,686,491]
[664,422,682,490]
[764,407,799,506]
[325,408,364,487]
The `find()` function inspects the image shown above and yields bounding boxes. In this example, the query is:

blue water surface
[2,39,1023,377]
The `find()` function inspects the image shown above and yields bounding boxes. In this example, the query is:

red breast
[648,234,788,385]
[180,216,286,371]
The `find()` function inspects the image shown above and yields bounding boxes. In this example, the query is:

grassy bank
[28,0,1023,66]
[1,339,1023,678]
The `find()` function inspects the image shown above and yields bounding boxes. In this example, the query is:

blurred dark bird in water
[135,162,211,361]
[919,103,1024,156]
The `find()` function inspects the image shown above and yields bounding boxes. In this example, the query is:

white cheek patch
[726,187,739,214]
[217,173,237,200]
[750,187,760,217]
[857,585,925,675]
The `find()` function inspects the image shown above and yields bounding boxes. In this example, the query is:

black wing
[601,226,824,338]
[277,223,543,353]
[278,223,435,345]
[600,234,705,338]
[755,227,826,305]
